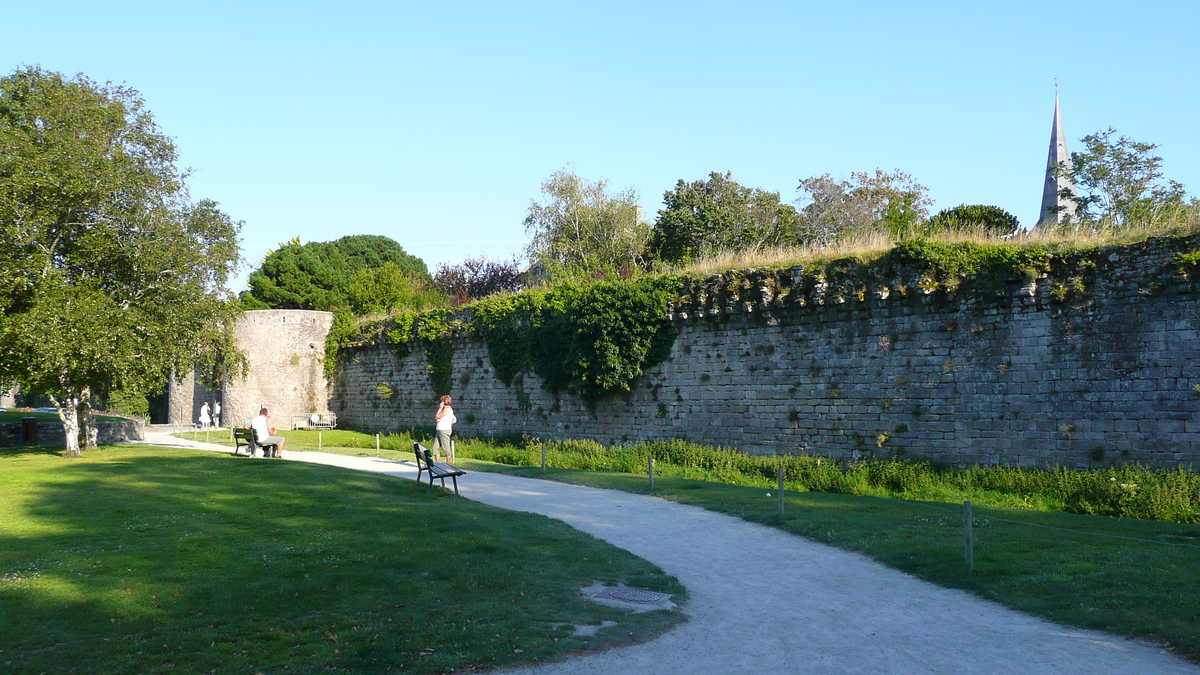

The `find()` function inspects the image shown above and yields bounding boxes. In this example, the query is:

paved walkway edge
[137,429,1199,675]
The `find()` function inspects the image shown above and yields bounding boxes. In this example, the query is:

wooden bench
[233,428,278,458]
[414,443,465,495]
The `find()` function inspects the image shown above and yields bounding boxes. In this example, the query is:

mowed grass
[0,445,684,674]
[178,428,1200,656]
[459,460,1200,661]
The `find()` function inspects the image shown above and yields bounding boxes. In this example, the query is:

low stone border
[0,418,145,448]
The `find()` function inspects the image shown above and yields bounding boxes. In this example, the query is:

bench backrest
[234,428,257,447]
[413,443,432,468]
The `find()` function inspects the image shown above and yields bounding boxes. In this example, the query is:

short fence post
[648,455,655,490]
[778,467,785,516]
[541,445,547,471]
[318,431,322,451]
[964,500,974,573]
[375,433,380,456]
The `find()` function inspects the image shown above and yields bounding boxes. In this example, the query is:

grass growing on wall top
[666,203,1200,278]
[326,217,1200,400]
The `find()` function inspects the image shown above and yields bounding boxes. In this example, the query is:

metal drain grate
[592,587,671,605]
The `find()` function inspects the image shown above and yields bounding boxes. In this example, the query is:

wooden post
[964,500,974,573]
[450,439,455,462]
[318,431,322,451]
[541,445,547,471]
[778,467,785,516]
[375,433,380,456]
[648,456,655,490]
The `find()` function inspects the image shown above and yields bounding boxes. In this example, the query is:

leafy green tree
[0,67,243,455]
[524,169,648,276]
[926,204,1021,236]
[242,235,429,311]
[648,171,808,264]
[1059,128,1189,227]
[344,262,446,315]
[796,169,932,243]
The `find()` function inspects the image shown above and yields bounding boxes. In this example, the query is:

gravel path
[140,429,1197,674]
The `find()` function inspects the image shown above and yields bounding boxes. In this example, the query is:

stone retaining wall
[0,418,145,448]
[331,237,1200,468]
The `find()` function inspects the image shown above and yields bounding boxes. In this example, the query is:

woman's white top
[435,408,456,431]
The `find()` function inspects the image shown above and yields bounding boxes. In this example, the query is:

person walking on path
[198,402,211,430]
[251,407,286,458]
[213,400,221,428]
[434,395,456,461]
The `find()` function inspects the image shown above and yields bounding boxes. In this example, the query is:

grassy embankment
[188,428,1200,660]
[0,444,684,674]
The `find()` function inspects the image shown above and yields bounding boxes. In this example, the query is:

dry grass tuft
[667,203,1200,278]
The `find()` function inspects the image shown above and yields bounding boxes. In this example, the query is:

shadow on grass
[458,460,1200,661]
[0,445,66,459]
[0,447,684,674]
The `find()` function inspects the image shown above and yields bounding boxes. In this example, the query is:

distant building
[1036,95,1078,227]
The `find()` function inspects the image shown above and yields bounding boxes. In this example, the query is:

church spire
[1038,93,1077,227]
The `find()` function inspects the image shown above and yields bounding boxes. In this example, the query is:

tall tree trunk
[50,392,82,457]
[79,387,98,450]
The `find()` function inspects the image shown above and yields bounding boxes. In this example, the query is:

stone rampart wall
[331,237,1200,468]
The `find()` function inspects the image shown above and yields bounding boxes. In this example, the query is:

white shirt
[251,415,271,443]
[435,408,456,431]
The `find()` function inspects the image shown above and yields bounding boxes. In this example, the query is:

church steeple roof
[1038,95,1077,227]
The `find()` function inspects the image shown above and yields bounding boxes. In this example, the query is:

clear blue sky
[4,1,1197,291]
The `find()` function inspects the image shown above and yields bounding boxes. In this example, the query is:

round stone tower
[221,310,335,430]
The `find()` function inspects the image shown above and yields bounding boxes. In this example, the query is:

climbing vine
[472,277,678,402]
[328,233,1200,400]
[383,309,458,398]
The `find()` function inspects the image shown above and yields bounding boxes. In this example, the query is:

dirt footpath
[144,430,1198,674]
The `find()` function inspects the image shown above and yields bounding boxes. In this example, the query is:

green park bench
[413,443,464,495]
[233,427,278,458]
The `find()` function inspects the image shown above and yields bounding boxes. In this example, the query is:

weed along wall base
[330,235,1200,469]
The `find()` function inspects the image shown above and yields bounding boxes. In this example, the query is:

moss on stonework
[328,233,1200,400]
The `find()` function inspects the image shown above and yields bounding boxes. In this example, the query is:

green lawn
[459,460,1200,661]
[178,428,1200,659]
[0,445,684,674]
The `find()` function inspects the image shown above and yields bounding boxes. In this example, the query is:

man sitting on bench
[251,407,286,458]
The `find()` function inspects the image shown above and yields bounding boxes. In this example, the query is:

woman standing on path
[198,402,211,430]
[434,395,456,461]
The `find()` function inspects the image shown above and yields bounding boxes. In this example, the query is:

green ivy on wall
[382,309,458,398]
[343,275,679,402]
[330,233,1200,400]
[472,277,678,402]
